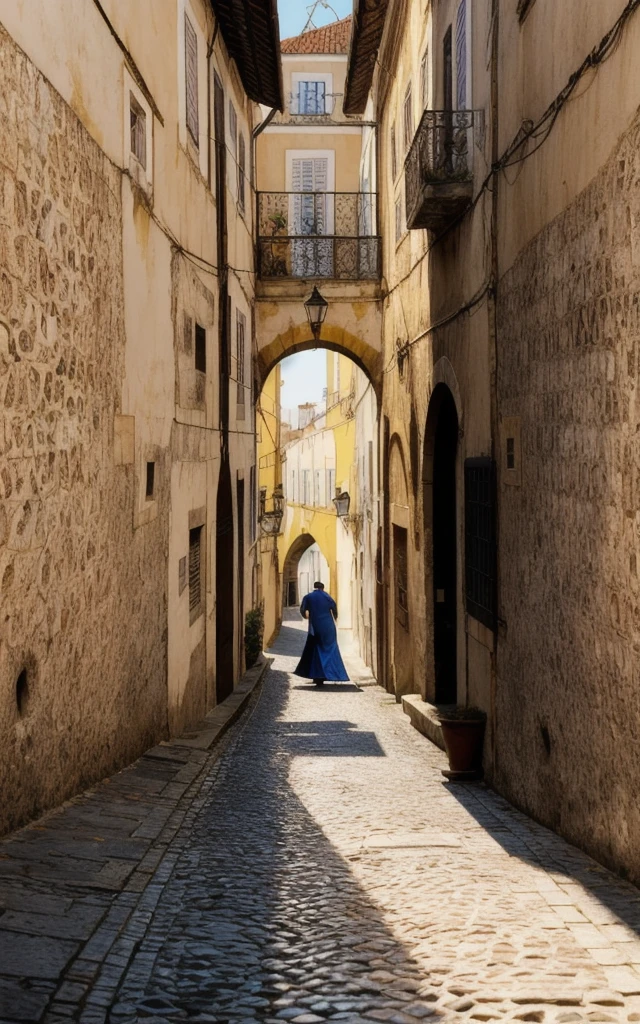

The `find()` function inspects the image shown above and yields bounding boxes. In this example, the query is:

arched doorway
[282,534,330,608]
[215,459,235,703]
[424,384,459,704]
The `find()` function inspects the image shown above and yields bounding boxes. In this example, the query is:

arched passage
[423,383,460,704]
[282,534,331,608]
[257,321,382,400]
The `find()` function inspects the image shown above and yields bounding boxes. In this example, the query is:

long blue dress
[294,590,349,681]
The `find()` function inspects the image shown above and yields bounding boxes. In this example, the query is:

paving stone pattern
[3,616,640,1022]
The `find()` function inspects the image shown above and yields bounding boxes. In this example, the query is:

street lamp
[333,491,351,518]
[304,286,328,342]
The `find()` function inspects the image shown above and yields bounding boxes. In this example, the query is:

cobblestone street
[3,615,640,1023]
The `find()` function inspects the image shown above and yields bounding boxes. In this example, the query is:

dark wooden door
[433,389,458,704]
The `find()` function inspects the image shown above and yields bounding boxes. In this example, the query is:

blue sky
[280,350,327,422]
[278,0,352,39]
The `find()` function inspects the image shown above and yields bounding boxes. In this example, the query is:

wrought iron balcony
[405,110,478,232]
[257,192,380,280]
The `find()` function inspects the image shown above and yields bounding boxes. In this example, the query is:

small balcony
[257,192,380,281]
[405,110,479,232]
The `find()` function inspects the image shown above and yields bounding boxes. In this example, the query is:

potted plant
[244,605,264,670]
[437,706,487,781]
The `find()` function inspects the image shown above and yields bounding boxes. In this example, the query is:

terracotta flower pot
[439,717,486,781]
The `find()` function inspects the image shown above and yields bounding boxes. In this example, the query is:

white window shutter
[185,15,199,145]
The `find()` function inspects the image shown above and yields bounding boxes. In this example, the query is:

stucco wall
[0,26,168,834]
[495,110,640,882]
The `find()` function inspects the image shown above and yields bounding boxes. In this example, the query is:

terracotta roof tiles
[281,15,352,54]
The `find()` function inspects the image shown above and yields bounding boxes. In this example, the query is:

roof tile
[281,15,351,54]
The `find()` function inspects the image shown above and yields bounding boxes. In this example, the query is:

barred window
[185,14,199,146]
[189,525,202,617]
[297,80,326,114]
[130,92,147,169]
[464,458,497,630]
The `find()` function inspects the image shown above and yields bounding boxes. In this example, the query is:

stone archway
[282,534,331,608]
[256,319,383,399]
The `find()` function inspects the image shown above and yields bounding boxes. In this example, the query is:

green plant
[437,705,487,722]
[244,605,264,669]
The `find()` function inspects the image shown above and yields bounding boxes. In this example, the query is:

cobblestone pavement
[3,615,640,1023]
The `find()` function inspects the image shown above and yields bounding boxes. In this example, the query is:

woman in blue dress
[294,582,349,685]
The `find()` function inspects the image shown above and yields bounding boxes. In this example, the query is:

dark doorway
[432,388,458,703]
[216,459,235,703]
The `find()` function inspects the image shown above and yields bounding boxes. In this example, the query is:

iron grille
[189,526,202,615]
[464,457,497,630]
[257,192,380,280]
[404,109,476,226]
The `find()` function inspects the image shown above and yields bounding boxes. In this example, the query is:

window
[130,92,147,168]
[506,437,515,470]
[291,469,296,502]
[456,0,468,110]
[302,469,311,505]
[314,470,321,507]
[195,322,206,373]
[297,80,326,115]
[238,133,246,211]
[420,49,429,106]
[145,461,155,499]
[403,84,414,151]
[391,123,397,180]
[464,458,497,630]
[229,101,238,163]
[236,309,246,408]
[185,14,199,146]
[188,525,202,617]
[395,197,403,242]
[326,468,335,506]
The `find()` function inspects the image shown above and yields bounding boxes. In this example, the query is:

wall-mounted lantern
[333,490,351,518]
[304,286,329,342]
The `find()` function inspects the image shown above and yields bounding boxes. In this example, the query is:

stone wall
[496,111,640,881]
[0,27,169,834]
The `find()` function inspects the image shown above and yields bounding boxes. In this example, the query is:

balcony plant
[437,705,487,781]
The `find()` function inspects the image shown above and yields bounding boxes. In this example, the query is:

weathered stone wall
[0,27,168,834]
[496,111,640,881]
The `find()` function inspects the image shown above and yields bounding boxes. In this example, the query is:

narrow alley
[2,617,640,1023]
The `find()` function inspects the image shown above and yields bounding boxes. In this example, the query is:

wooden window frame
[130,91,147,169]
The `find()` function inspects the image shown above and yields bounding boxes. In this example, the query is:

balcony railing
[405,109,478,232]
[257,192,380,280]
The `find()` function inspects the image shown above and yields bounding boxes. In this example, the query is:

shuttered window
[238,133,246,211]
[456,0,467,110]
[391,124,397,180]
[189,526,202,616]
[185,14,199,146]
[298,81,326,114]
[236,309,246,407]
[420,49,429,106]
[464,458,497,630]
[403,85,414,151]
